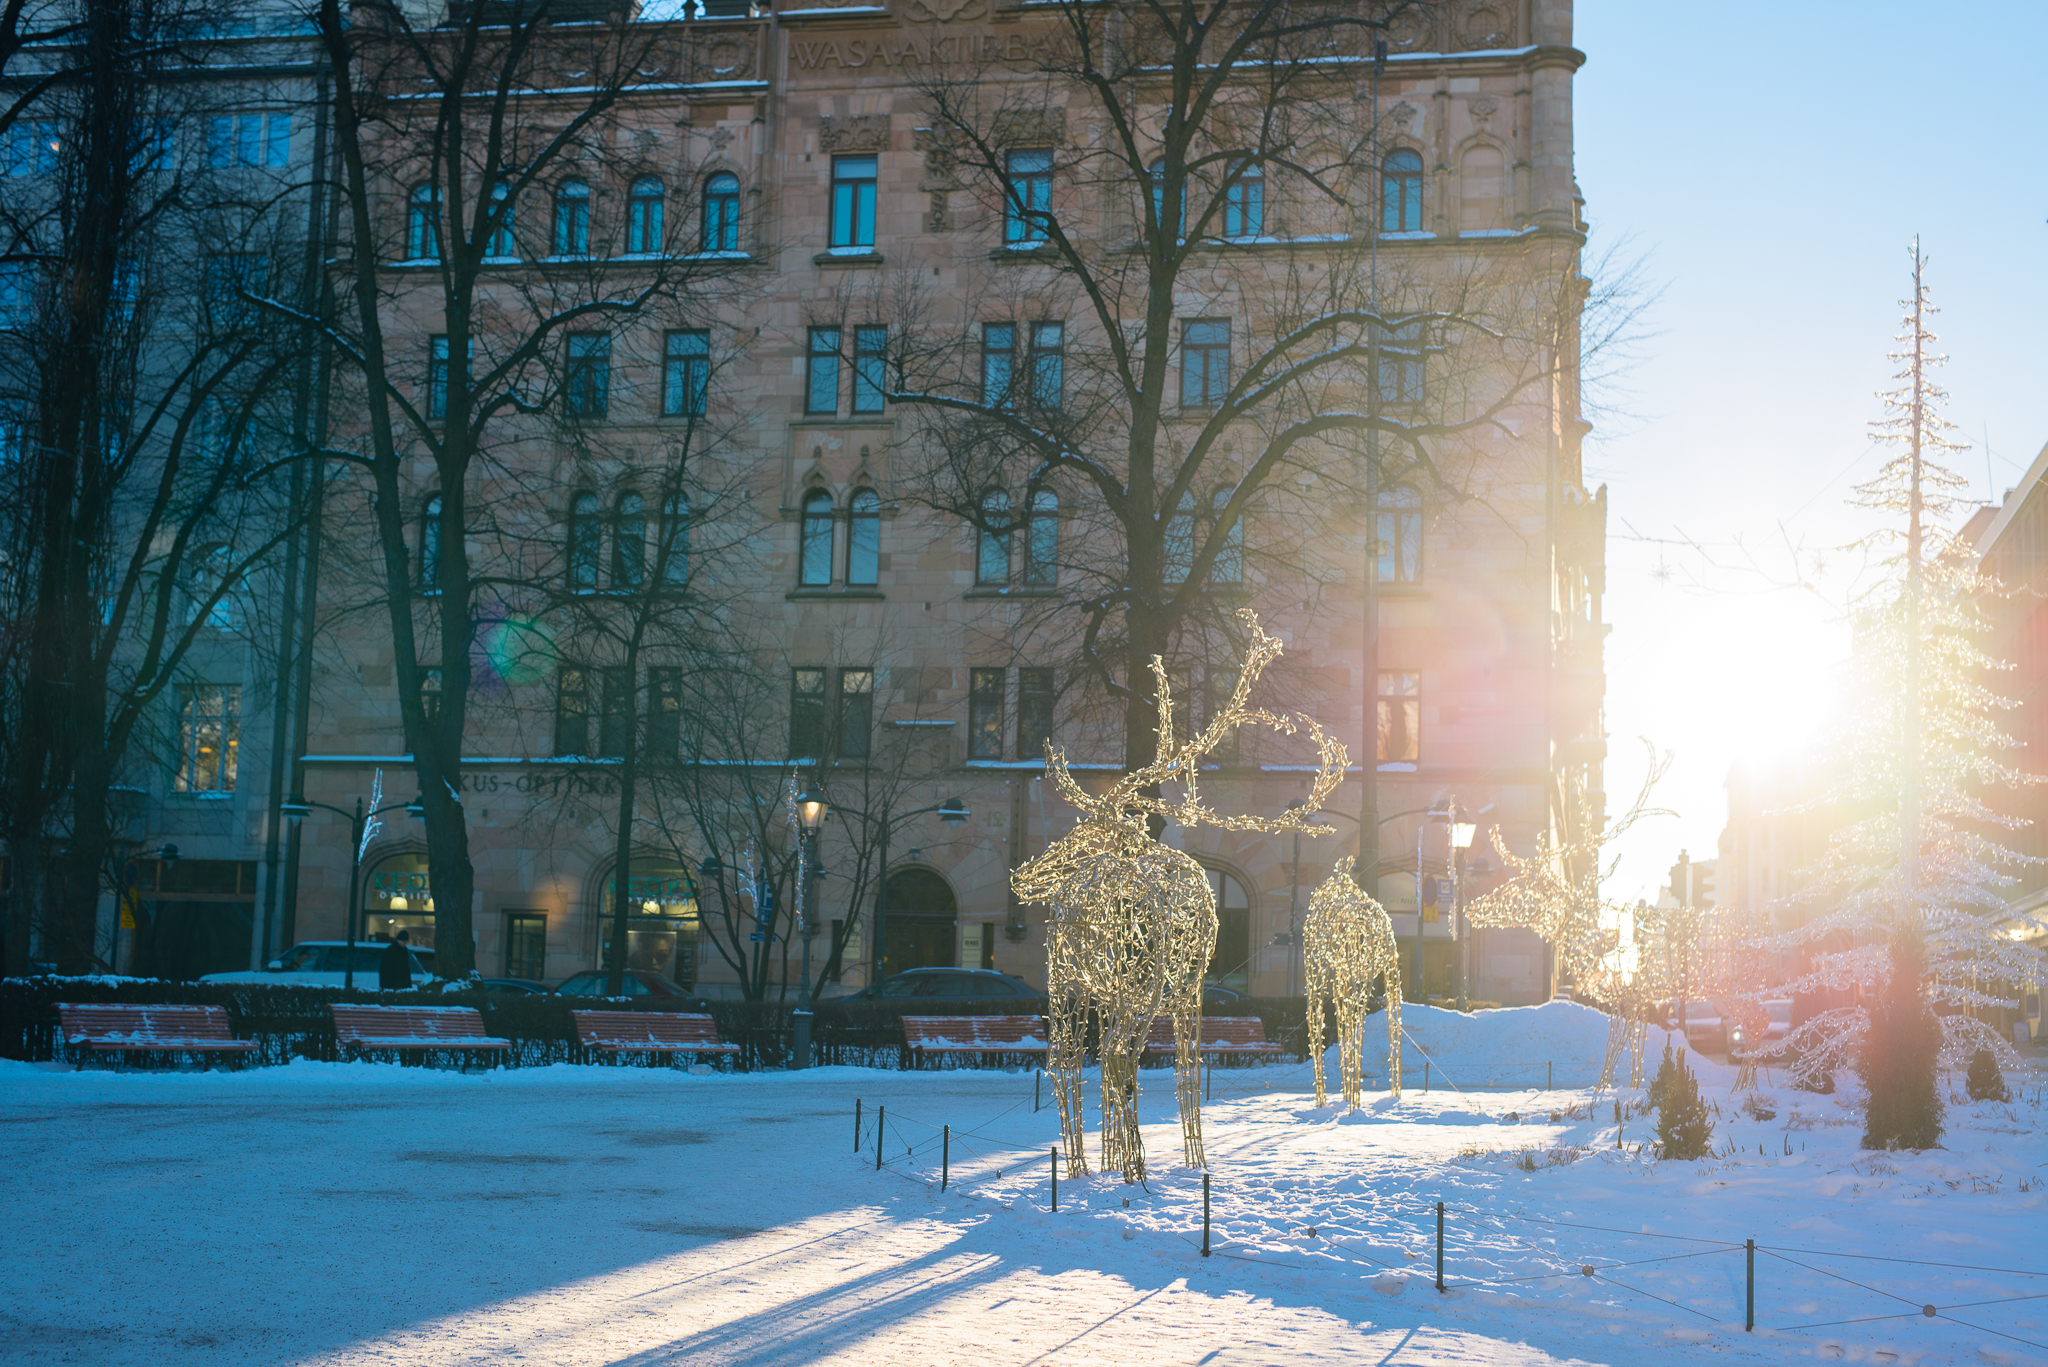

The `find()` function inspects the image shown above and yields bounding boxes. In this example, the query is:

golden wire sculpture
[1013,610,1346,1183]
[1303,856,1402,1109]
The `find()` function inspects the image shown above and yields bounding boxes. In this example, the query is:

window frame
[663,329,710,417]
[1376,484,1423,584]
[626,175,665,254]
[837,667,874,759]
[406,182,440,260]
[568,491,602,591]
[554,666,590,756]
[420,493,443,589]
[847,488,881,586]
[799,490,835,587]
[659,493,691,588]
[1211,487,1243,584]
[504,912,548,981]
[564,332,610,418]
[806,327,841,414]
[829,154,877,250]
[1181,319,1230,410]
[976,490,1011,586]
[703,171,741,252]
[486,182,516,258]
[612,492,645,589]
[1017,666,1055,760]
[1028,321,1063,409]
[173,683,241,793]
[1024,489,1058,586]
[852,324,887,413]
[790,667,828,758]
[552,178,592,256]
[1004,148,1053,244]
[981,322,1016,409]
[1376,670,1421,765]
[1382,148,1424,234]
[968,667,1006,761]
[1223,158,1264,239]
[646,667,684,757]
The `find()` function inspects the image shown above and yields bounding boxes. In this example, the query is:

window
[976,490,1010,585]
[4,120,59,175]
[1382,148,1424,234]
[0,262,31,329]
[659,494,690,587]
[830,155,877,249]
[1205,869,1251,989]
[1376,670,1420,765]
[427,336,449,418]
[1223,159,1263,238]
[1182,320,1229,408]
[703,172,740,251]
[554,667,590,756]
[203,253,267,323]
[806,327,841,414]
[135,118,175,175]
[646,668,683,757]
[838,667,873,759]
[1018,667,1055,760]
[1005,148,1053,244]
[1376,485,1422,583]
[1147,158,1181,240]
[847,488,881,585]
[981,323,1015,408]
[552,179,591,255]
[1211,488,1242,583]
[1028,322,1063,409]
[173,685,240,792]
[1024,489,1058,586]
[790,667,827,758]
[663,329,710,417]
[486,182,516,257]
[207,112,289,169]
[1373,321,1425,407]
[1164,491,1195,582]
[419,668,443,729]
[799,490,834,586]
[969,668,1005,760]
[407,183,439,260]
[564,333,609,417]
[188,544,235,628]
[626,175,664,253]
[505,912,547,981]
[420,495,443,588]
[612,492,645,588]
[568,492,602,590]
[853,325,887,413]
[597,666,632,758]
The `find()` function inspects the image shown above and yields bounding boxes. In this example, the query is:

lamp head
[697,855,723,879]
[938,798,969,826]
[1451,821,1477,850]
[155,843,180,863]
[405,796,427,818]
[796,789,829,832]
[279,796,311,821]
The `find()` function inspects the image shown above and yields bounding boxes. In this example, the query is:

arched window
[660,493,690,587]
[976,490,1011,585]
[486,182,516,258]
[626,175,664,254]
[553,179,591,255]
[703,172,740,252]
[1224,158,1263,238]
[1381,148,1423,234]
[1147,158,1182,240]
[847,488,881,586]
[1376,484,1422,583]
[1211,487,1242,583]
[568,491,601,590]
[799,490,834,586]
[1024,489,1058,586]
[420,494,443,589]
[1164,490,1195,583]
[407,182,439,260]
[612,492,645,588]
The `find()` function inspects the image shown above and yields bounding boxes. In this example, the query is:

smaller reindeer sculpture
[1303,857,1403,1109]
[1013,611,1345,1182]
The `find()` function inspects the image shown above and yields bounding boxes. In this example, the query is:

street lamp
[869,798,972,987]
[278,791,424,990]
[792,790,829,1069]
[1450,806,1477,1011]
[1281,800,1309,995]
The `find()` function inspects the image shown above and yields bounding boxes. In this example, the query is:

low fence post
[854,1098,862,1153]
[1547,1060,1552,1091]
[1201,1172,1212,1257]
[1050,1148,1058,1211]
[942,1125,950,1192]
[1435,1202,1446,1292]
[1034,1071,1041,1112]
[876,1105,885,1170]
[1424,1061,1430,1092]
[1746,1239,1754,1331]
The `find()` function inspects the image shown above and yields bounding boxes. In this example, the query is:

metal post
[1287,819,1303,996]
[1547,1060,1552,1091]
[1201,1173,1211,1257]
[855,1098,862,1152]
[942,1125,950,1191]
[343,798,365,991]
[1435,1201,1446,1291]
[1746,1239,1754,1331]
[872,811,890,985]
[1455,842,1467,1012]
[876,1105,884,1170]
[1034,1070,1040,1112]
[1424,1061,1429,1092]
[1050,1148,1058,1211]
[1415,818,1425,1000]
[793,825,816,1069]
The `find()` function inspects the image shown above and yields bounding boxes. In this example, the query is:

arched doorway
[882,868,956,976]
[1204,868,1252,992]
[597,861,702,988]
[362,852,437,957]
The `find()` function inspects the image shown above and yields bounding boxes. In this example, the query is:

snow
[6,1005,2047,1366]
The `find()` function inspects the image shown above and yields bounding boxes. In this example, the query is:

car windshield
[878,976,923,999]
[1766,1001,1792,1023]
[275,945,323,971]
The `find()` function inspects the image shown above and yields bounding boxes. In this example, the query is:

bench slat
[1143,1016,1285,1055]
[571,1010,739,1054]
[330,1005,508,1051]
[902,1015,1050,1055]
[57,1003,249,1054]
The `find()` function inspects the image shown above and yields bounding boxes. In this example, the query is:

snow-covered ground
[5,1001,2046,1366]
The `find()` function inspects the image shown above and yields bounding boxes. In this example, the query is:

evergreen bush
[1966,1047,2010,1103]
[1655,1048,1712,1160]
[1646,1039,1676,1111]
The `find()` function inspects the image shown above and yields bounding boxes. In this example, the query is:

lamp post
[278,791,425,990]
[793,790,829,1069]
[1283,800,1308,995]
[869,798,970,987]
[1450,805,1477,1011]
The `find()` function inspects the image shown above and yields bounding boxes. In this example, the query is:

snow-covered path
[7,1005,2046,1366]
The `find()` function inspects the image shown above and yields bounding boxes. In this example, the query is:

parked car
[1201,984,1246,1010]
[552,969,700,1001]
[847,968,1040,1002]
[1666,1000,1728,1052]
[200,941,435,989]
[1730,998,1793,1058]
[471,977,552,996]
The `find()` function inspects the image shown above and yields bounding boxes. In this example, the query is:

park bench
[56,1003,257,1067]
[1142,1015,1286,1062]
[329,1005,510,1068]
[571,1010,738,1065]
[901,1014,1050,1069]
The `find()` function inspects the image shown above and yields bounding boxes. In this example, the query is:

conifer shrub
[1966,1048,2010,1103]
[1655,1048,1713,1160]
[1646,1039,1676,1111]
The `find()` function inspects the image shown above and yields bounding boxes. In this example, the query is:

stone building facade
[102,0,1601,1003]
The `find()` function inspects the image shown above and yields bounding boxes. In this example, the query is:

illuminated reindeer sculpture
[1303,857,1402,1109]
[1013,612,1344,1182]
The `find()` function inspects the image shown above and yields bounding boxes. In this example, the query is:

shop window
[505,912,547,980]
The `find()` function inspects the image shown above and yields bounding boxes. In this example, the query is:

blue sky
[1572,1,2048,900]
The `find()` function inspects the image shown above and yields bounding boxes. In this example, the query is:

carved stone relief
[1468,94,1498,129]
[1459,3,1514,50]
[819,114,891,152]
[689,31,756,82]
[901,0,986,21]
[992,108,1064,148]
[1385,9,1434,53]
[912,126,963,190]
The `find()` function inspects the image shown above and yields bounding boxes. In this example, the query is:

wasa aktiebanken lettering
[791,29,1061,71]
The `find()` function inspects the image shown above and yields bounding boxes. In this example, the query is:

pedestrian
[378,929,414,990]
